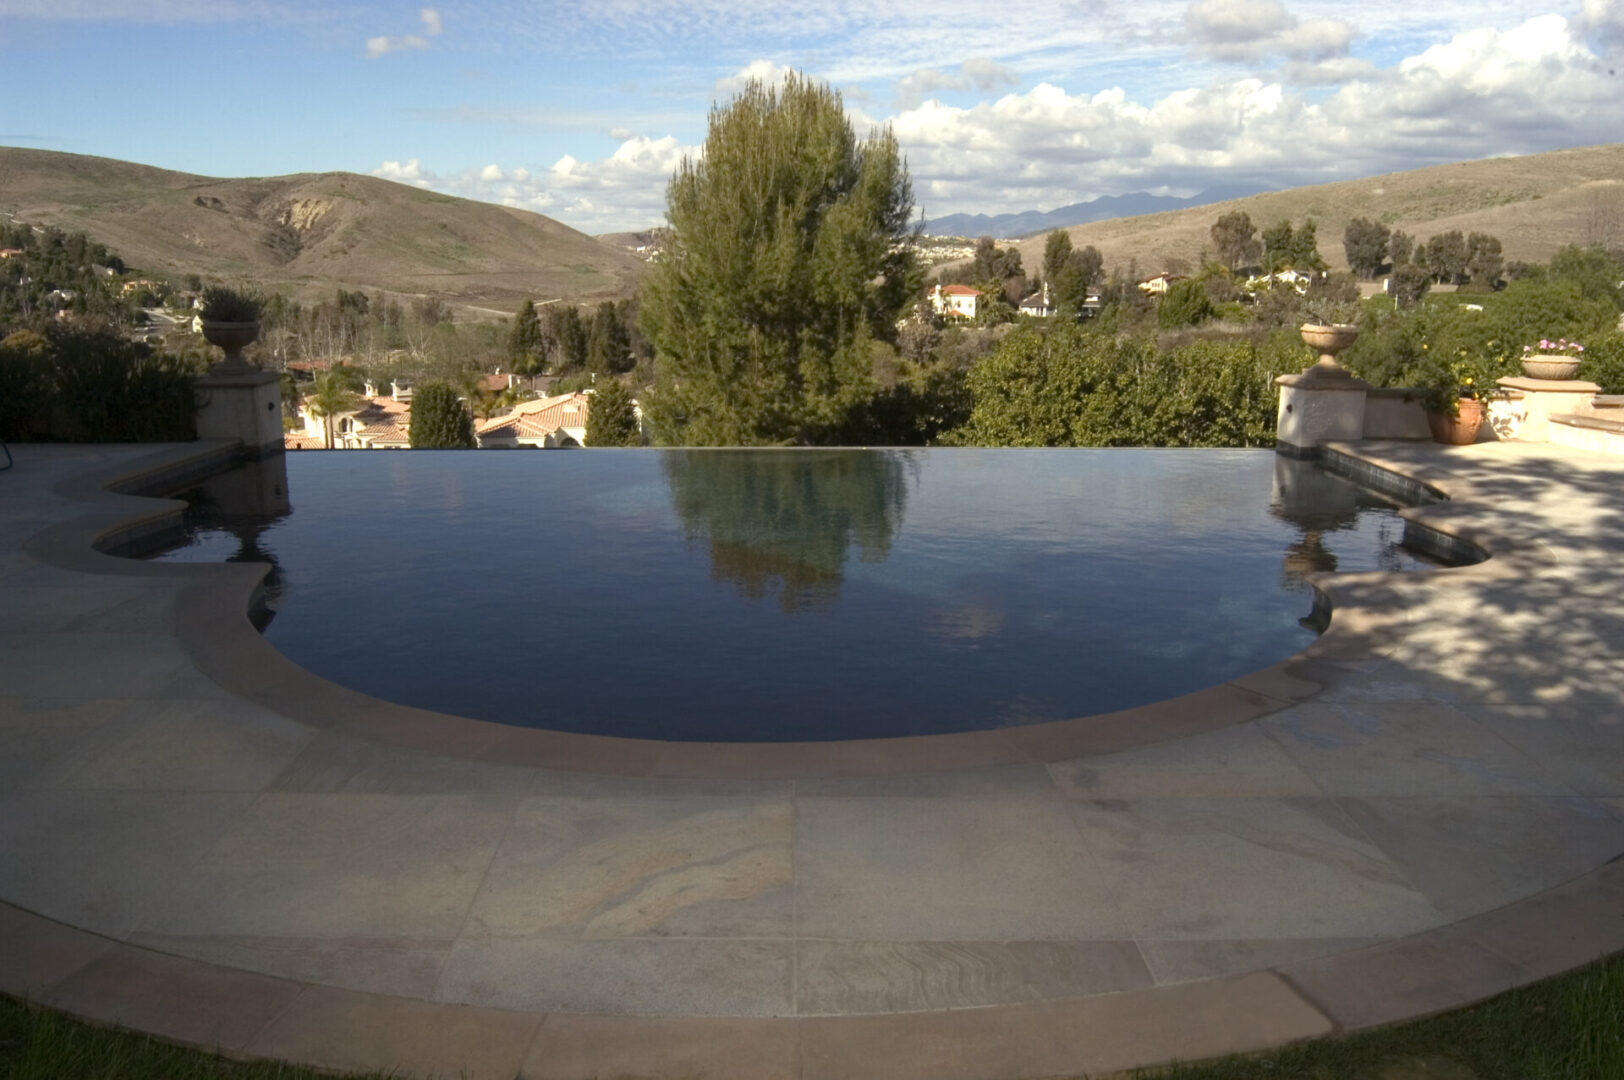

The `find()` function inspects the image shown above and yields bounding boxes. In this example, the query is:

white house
[930,283,982,320]
[1018,283,1054,318]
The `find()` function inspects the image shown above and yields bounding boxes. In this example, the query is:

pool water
[154,449,1441,741]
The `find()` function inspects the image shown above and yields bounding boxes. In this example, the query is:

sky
[1,0,1621,235]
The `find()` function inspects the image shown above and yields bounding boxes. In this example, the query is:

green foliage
[0,225,138,328]
[1052,245,1102,315]
[1549,244,1624,308]
[1389,228,1416,268]
[839,356,972,445]
[950,325,1307,447]
[1467,231,1505,286]
[1422,230,1469,284]
[585,377,642,445]
[508,298,544,369]
[1579,330,1624,393]
[1210,211,1259,271]
[1341,276,1620,411]
[1260,218,1325,274]
[0,325,197,442]
[1343,217,1390,278]
[199,285,262,323]
[1157,279,1215,328]
[1042,229,1072,286]
[407,379,475,448]
[1390,262,1432,308]
[639,73,917,445]
[587,301,633,375]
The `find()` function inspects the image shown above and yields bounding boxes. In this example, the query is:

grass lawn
[2,953,1620,1080]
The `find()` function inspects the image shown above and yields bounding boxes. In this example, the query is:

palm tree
[306,367,363,449]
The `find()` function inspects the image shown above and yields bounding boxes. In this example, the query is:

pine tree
[508,298,544,371]
[408,380,475,448]
[639,73,918,445]
[586,377,642,446]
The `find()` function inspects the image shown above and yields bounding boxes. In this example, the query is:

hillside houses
[475,391,593,448]
[283,384,626,451]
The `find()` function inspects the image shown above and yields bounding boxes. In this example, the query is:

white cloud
[895,58,1021,107]
[368,13,1619,233]
[892,15,1619,219]
[1183,0,1355,62]
[712,59,796,99]
[1577,0,1624,55]
[370,134,697,233]
[365,6,441,58]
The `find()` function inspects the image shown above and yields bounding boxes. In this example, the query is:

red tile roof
[477,391,591,442]
[939,284,983,296]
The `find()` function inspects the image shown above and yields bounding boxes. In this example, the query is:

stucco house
[930,283,982,320]
[475,391,593,448]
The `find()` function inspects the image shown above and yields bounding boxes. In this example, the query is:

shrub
[1580,331,1624,394]
[949,325,1308,447]
[0,325,197,442]
[199,285,263,323]
[408,380,475,448]
[1158,279,1215,328]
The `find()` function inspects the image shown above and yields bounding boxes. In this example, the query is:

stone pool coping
[3,438,1622,1079]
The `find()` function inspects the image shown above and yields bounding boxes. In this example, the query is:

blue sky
[2,0,1621,233]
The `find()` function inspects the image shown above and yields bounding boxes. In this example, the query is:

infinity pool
[153,449,1440,741]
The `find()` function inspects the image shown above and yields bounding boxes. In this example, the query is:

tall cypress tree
[586,377,642,446]
[508,298,544,372]
[408,380,475,448]
[639,73,919,446]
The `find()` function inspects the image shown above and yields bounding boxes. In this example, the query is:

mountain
[922,185,1267,240]
[0,147,646,310]
[991,143,1624,281]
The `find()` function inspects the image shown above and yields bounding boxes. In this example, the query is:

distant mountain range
[921,185,1269,240]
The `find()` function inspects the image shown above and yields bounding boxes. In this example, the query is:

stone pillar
[1277,322,1370,457]
[194,318,284,459]
[195,369,284,458]
[1493,377,1601,442]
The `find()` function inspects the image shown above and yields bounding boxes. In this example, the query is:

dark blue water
[154,449,1437,741]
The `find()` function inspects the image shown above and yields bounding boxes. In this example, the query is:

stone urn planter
[1427,399,1485,445]
[1521,354,1581,380]
[200,320,260,375]
[1300,322,1360,375]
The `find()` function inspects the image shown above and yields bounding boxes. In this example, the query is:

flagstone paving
[0,438,1621,1079]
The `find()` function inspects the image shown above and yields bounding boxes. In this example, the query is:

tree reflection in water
[662,450,914,613]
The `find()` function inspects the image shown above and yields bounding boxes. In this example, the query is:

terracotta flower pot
[1427,398,1485,445]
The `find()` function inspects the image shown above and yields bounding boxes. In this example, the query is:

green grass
[1119,953,1624,1080]
[3,954,1620,1080]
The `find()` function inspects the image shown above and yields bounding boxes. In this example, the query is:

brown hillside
[0,147,646,310]
[1005,143,1624,280]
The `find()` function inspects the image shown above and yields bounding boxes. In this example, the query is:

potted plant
[199,285,264,371]
[1414,349,1493,444]
[1521,338,1584,380]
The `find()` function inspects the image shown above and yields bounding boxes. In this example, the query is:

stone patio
[0,439,1620,1079]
